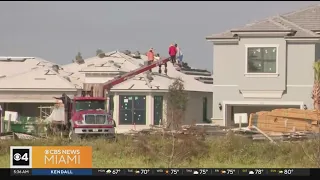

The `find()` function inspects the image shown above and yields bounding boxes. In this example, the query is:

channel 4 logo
[10,146,33,168]
[10,146,92,168]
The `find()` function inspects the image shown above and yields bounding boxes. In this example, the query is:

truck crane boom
[102,56,171,113]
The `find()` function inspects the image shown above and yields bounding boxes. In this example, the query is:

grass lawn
[0,133,318,168]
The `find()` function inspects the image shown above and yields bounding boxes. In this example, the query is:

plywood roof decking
[0,52,213,92]
[0,56,81,90]
[0,67,77,90]
[63,51,213,92]
[0,57,54,77]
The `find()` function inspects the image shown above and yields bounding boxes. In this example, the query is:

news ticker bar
[4,168,320,176]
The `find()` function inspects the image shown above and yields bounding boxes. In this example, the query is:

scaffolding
[38,105,54,120]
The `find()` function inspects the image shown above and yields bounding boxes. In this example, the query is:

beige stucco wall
[211,37,317,126]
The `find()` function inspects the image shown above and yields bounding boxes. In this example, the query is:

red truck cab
[68,96,115,139]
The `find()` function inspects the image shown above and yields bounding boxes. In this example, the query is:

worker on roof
[169,44,178,65]
[147,48,155,72]
[176,45,183,66]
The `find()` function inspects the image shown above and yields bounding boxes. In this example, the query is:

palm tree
[312,61,320,110]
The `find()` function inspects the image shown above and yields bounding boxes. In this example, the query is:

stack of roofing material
[83,83,104,97]
[248,109,320,133]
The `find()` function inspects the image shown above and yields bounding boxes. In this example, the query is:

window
[75,100,105,111]
[247,47,277,74]
[154,96,163,125]
[119,95,146,125]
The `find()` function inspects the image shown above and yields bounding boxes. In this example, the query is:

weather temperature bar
[8,168,314,176]
[92,168,310,176]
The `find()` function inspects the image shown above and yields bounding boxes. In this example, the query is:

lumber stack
[248,108,320,133]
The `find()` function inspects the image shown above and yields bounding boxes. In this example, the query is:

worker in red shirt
[169,44,177,65]
[147,48,155,72]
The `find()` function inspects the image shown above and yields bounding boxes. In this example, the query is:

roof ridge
[281,3,320,17]
[276,15,319,37]
[266,18,292,31]
[34,57,55,64]
[233,18,269,29]
[231,17,292,31]
[244,19,268,27]
[116,51,141,68]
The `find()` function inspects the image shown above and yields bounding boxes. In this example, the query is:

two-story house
[206,4,320,127]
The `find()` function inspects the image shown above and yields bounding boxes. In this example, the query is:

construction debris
[122,124,229,138]
[0,132,39,140]
[252,131,317,141]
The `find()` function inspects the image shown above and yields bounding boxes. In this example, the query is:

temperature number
[170,169,179,175]
[284,169,294,175]
[227,169,236,175]
[140,169,150,175]
[255,169,264,175]
[199,169,209,175]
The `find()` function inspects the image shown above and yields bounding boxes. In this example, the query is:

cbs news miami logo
[10,146,92,168]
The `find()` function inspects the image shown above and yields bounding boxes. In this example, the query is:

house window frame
[153,95,163,126]
[118,95,147,125]
[244,44,280,78]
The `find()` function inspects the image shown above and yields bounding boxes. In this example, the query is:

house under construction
[0,52,213,133]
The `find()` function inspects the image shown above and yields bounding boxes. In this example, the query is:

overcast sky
[0,1,317,71]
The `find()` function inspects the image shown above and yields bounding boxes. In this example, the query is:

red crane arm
[103,57,170,90]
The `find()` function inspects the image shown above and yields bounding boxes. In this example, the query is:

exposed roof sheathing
[63,51,213,92]
[0,68,77,90]
[0,56,80,90]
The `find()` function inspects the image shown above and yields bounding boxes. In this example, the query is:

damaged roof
[63,51,213,92]
[0,57,54,78]
[0,56,81,90]
[206,4,320,39]
[0,67,78,90]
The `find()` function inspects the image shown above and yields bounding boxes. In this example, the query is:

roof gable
[282,4,320,31]
[207,4,320,39]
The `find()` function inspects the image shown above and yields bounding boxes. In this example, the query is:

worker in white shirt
[176,45,183,66]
